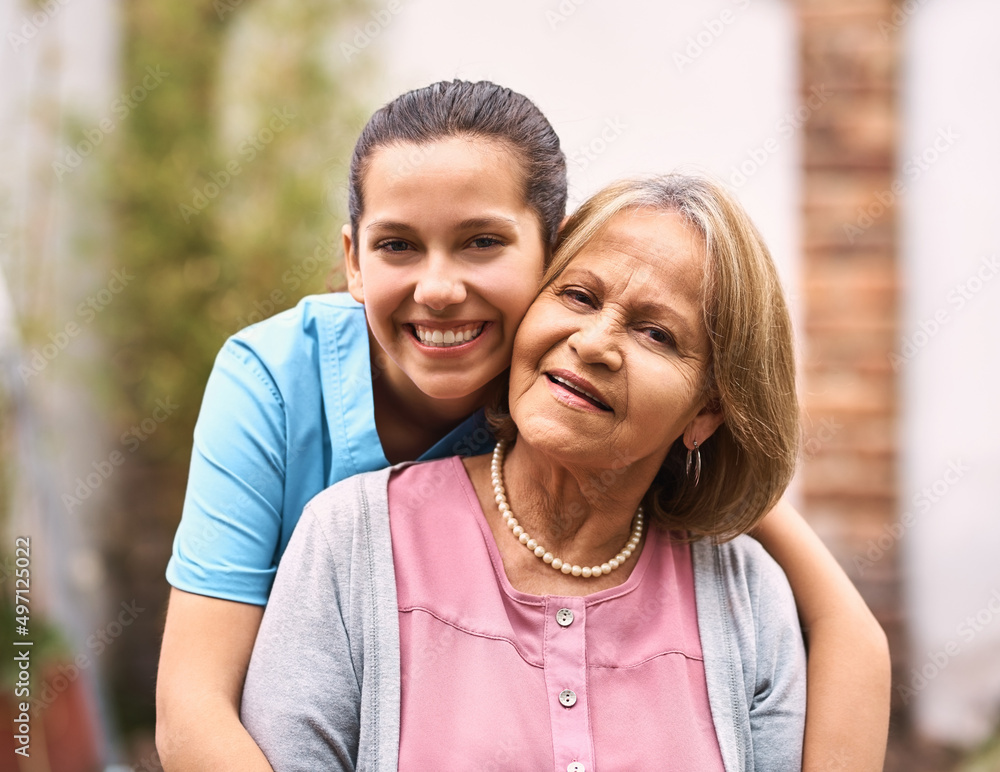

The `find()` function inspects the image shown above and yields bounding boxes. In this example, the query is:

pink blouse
[389,456,725,772]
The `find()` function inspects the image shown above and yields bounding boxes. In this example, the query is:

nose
[568,312,623,371]
[412,251,467,310]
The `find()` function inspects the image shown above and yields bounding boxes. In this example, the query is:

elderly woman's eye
[646,327,674,346]
[560,288,594,306]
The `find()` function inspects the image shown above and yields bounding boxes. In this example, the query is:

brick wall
[795,0,900,645]
[791,1,959,769]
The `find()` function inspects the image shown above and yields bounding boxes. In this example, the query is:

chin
[415,376,482,403]
[514,415,583,453]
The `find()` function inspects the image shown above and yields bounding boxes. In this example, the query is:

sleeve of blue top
[165,337,287,606]
[747,545,807,771]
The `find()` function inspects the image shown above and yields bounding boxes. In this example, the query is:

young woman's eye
[376,239,411,253]
[470,236,504,249]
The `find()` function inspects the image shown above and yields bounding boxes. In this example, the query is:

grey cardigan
[242,466,805,771]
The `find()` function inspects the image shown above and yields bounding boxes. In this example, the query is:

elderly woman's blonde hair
[494,172,799,540]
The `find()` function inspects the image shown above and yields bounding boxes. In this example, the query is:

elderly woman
[241,174,807,771]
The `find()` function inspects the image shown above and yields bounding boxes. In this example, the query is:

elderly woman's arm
[240,502,364,772]
[241,473,402,771]
[753,498,891,772]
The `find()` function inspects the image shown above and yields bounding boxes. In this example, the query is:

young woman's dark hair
[348,79,567,252]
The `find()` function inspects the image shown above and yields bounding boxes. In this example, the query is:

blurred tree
[103,0,369,743]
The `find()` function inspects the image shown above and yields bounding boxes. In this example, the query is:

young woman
[155,81,889,771]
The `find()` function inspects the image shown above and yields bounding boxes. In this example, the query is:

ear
[557,214,571,237]
[342,223,364,304]
[683,403,725,450]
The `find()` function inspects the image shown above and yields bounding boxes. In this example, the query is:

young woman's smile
[344,137,546,411]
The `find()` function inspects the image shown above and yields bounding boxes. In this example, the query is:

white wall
[901,0,1000,747]
[355,0,804,503]
[357,0,801,317]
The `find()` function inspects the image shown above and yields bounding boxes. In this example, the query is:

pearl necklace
[490,440,644,578]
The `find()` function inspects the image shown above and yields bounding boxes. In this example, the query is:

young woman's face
[345,137,547,405]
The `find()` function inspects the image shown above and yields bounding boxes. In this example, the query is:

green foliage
[99,0,373,738]
[957,730,1000,772]
[107,0,369,461]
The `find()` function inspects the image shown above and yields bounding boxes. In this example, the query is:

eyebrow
[638,299,697,342]
[365,216,520,234]
[365,220,416,234]
[456,216,520,231]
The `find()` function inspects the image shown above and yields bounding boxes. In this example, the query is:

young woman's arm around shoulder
[754,497,891,771]
[156,591,272,771]
[155,336,292,771]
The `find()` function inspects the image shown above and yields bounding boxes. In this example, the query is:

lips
[545,370,612,411]
[408,322,486,348]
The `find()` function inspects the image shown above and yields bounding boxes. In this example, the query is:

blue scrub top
[166,293,494,605]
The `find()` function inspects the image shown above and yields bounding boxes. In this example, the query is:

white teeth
[550,374,606,406]
[413,324,485,347]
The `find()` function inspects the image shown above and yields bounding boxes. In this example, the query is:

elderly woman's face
[508,207,722,472]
